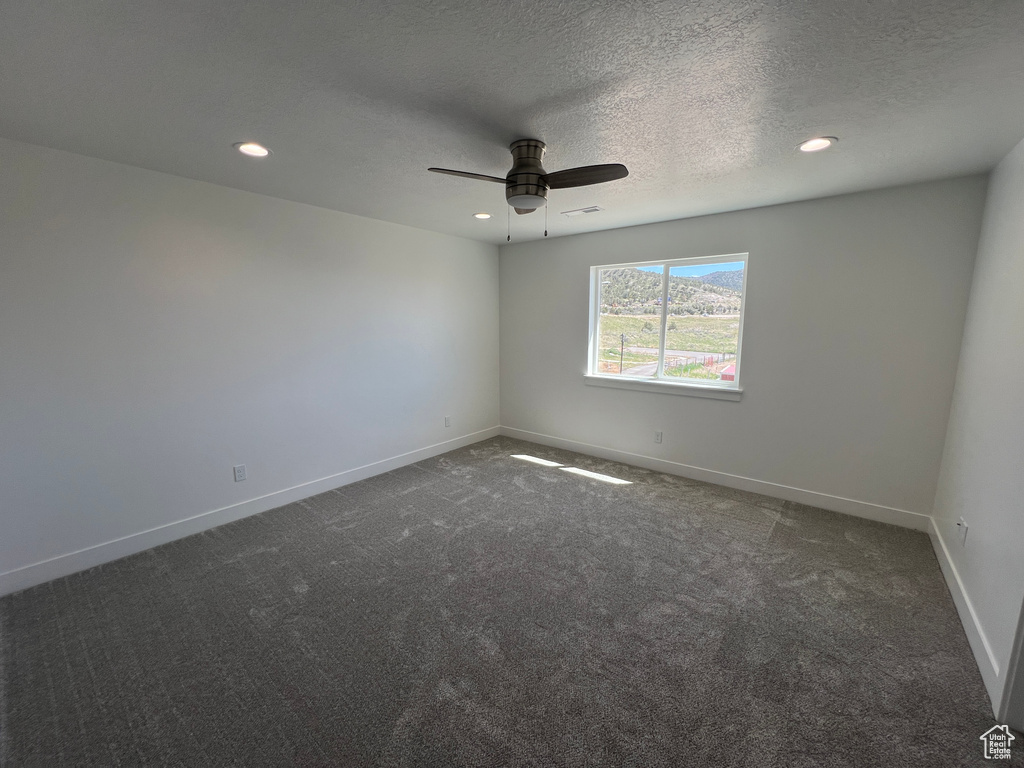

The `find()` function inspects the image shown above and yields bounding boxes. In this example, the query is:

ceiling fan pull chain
[544,204,548,237]
[507,205,511,242]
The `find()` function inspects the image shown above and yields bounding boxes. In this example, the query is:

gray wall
[932,137,1024,720]
[0,137,500,594]
[499,178,986,525]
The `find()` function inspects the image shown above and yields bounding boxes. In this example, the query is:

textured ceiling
[1,0,1023,244]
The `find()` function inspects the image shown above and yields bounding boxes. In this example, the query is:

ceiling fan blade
[514,207,537,215]
[544,163,628,189]
[428,168,507,184]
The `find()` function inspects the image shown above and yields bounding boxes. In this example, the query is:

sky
[637,262,744,277]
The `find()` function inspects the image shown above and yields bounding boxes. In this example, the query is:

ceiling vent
[561,206,604,217]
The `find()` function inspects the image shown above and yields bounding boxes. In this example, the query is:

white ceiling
[2,0,1023,245]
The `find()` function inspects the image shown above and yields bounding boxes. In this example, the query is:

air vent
[561,206,603,217]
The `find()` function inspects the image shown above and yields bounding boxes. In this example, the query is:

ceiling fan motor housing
[505,139,549,210]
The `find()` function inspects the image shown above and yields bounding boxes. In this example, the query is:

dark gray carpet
[1,437,1017,766]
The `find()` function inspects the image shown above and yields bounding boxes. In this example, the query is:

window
[586,253,748,397]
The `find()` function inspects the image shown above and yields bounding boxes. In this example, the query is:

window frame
[585,252,749,400]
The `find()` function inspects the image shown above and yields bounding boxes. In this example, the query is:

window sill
[583,373,743,401]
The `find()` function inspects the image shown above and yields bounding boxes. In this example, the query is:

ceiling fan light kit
[429,139,628,216]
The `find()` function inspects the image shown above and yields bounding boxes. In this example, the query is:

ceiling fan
[429,139,628,215]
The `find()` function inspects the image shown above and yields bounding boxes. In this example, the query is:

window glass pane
[662,261,744,383]
[596,266,664,377]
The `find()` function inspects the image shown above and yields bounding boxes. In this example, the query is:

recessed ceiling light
[473,212,491,219]
[798,137,837,153]
[234,142,270,158]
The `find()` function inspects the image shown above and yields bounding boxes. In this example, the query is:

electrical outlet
[957,517,968,546]
[654,431,663,444]
[233,464,247,482]
[444,415,451,428]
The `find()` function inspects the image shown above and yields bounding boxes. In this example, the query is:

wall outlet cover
[957,517,968,546]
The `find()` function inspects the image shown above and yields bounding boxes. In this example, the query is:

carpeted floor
[0,437,1018,766]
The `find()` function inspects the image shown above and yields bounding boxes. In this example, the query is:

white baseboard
[0,427,501,597]
[928,519,1002,716]
[499,427,931,531]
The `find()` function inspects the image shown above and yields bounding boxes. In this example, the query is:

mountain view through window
[591,256,747,387]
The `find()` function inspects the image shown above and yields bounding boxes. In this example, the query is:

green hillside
[598,267,742,315]
[698,269,744,291]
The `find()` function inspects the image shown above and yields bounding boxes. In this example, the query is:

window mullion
[590,268,600,374]
[656,264,669,378]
